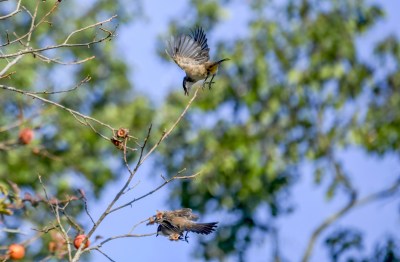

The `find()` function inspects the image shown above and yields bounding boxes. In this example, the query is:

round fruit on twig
[8,244,25,260]
[73,235,90,249]
[18,128,34,145]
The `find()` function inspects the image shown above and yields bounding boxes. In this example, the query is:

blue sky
[82,1,400,261]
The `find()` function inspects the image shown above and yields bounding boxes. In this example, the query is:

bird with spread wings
[166,27,229,95]
[147,208,218,242]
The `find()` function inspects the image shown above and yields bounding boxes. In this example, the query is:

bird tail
[207,58,230,74]
[216,58,230,65]
[189,222,218,235]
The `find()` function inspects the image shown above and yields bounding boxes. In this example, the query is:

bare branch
[91,232,156,251]
[0,15,117,59]
[110,171,201,214]
[79,190,96,226]
[29,76,91,95]
[26,0,40,44]
[0,70,16,79]
[0,55,23,76]
[0,2,59,48]
[63,16,117,44]
[32,225,59,234]
[71,88,201,262]
[139,86,202,165]
[0,84,138,145]
[129,218,150,234]
[94,248,116,262]
[1,228,28,235]
[38,175,72,261]
[0,0,22,20]
[34,52,96,65]
[0,2,59,77]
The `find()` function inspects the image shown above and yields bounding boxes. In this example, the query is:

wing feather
[165,27,210,69]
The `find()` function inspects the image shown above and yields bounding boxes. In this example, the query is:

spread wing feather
[166,27,210,69]
[191,27,208,51]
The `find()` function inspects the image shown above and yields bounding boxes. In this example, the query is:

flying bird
[148,208,218,242]
[166,27,229,95]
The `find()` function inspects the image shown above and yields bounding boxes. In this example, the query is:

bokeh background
[1,0,400,261]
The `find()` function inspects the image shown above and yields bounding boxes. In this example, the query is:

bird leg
[184,231,190,243]
[202,74,210,90]
[206,74,216,90]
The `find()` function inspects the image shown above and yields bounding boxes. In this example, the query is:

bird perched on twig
[148,208,218,242]
[166,27,230,96]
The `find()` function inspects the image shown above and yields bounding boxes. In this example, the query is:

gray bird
[166,27,229,95]
[163,216,218,235]
[152,208,218,242]
[156,220,184,241]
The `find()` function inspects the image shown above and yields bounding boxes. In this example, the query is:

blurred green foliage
[1,1,152,260]
[1,0,400,261]
[157,0,400,260]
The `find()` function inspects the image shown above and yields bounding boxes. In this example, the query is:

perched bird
[150,208,218,242]
[166,27,229,95]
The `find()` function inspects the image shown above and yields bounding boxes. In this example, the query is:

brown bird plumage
[161,216,218,235]
[150,208,218,242]
[156,208,198,221]
[166,27,229,95]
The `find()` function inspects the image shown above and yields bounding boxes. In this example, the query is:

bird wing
[187,222,218,235]
[166,27,210,69]
[164,208,199,221]
[158,220,181,234]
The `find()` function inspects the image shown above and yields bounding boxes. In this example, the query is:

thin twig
[95,248,116,262]
[0,16,117,59]
[80,193,95,226]
[71,88,201,261]
[55,205,72,261]
[139,86,201,165]
[129,218,150,234]
[38,175,72,261]
[1,37,112,59]
[32,225,59,234]
[124,180,141,194]
[0,1,39,78]
[110,171,201,214]
[63,16,117,44]
[0,70,15,79]
[90,232,156,251]
[1,228,28,235]
[0,0,22,20]
[0,51,23,76]
[70,131,148,262]
[29,76,91,95]
[35,52,96,65]
[0,2,59,47]
[26,0,40,44]
[0,84,138,143]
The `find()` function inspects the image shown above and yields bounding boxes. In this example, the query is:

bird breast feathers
[174,57,208,79]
